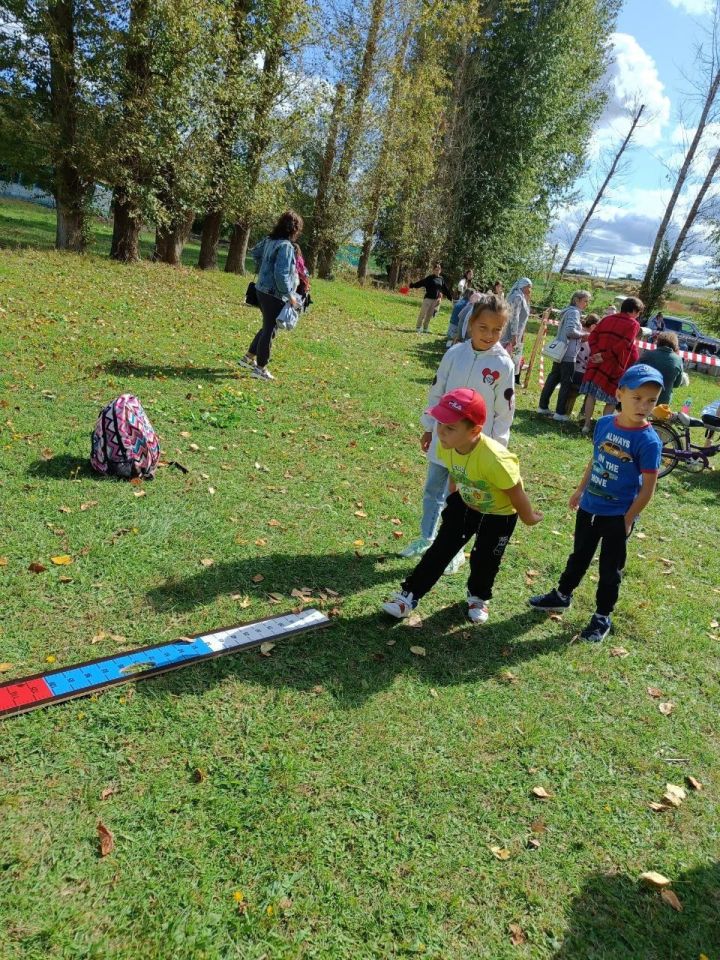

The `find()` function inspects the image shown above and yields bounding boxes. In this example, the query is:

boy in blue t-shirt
[528,364,664,642]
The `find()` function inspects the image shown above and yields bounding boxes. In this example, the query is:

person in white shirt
[400,293,516,574]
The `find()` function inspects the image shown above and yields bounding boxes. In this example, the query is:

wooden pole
[522,315,548,391]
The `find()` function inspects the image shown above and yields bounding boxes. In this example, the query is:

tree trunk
[198,210,224,269]
[357,234,373,283]
[155,210,194,265]
[559,104,645,275]
[225,220,252,274]
[111,192,143,261]
[316,0,386,279]
[306,82,346,276]
[388,257,401,287]
[46,0,88,252]
[640,68,720,303]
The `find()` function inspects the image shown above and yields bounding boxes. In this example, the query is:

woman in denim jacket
[239,210,303,381]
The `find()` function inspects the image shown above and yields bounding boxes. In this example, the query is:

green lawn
[0,197,719,959]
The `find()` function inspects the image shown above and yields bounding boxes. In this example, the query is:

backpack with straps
[90,394,161,479]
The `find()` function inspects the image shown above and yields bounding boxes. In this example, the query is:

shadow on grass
[27,454,97,480]
[553,863,720,959]
[409,337,447,373]
[142,550,569,707]
[96,359,237,381]
[508,408,588,440]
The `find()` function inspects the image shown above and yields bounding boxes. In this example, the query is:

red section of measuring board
[0,609,330,720]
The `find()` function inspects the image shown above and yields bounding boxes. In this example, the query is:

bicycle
[652,399,720,478]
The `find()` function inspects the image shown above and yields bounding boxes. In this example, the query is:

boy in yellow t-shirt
[383,388,543,624]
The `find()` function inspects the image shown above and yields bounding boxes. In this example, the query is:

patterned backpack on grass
[90,394,160,479]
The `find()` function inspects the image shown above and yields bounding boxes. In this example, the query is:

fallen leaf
[324,588,339,597]
[429,688,438,698]
[100,785,117,801]
[660,889,683,912]
[97,821,114,857]
[59,506,72,514]
[390,518,401,525]
[509,922,526,946]
[133,489,146,498]
[267,592,283,603]
[392,530,404,539]
[179,431,191,438]
[405,613,423,628]
[636,531,647,539]
[251,574,264,583]
[0,557,7,566]
[662,783,686,808]
[658,701,674,716]
[548,612,563,622]
[530,817,546,834]
[648,801,671,813]
[58,576,73,584]
[353,539,365,547]
[45,655,56,663]
[711,619,719,630]
[499,670,519,684]
[659,557,674,567]
[490,845,511,860]
[109,634,125,644]
[409,645,426,657]
[647,686,663,699]
[527,837,542,850]
[255,538,267,546]
[354,510,367,518]
[189,443,200,451]
[208,487,215,495]
[193,769,207,783]
[200,558,214,568]
[0,663,12,673]
[28,562,47,573]
[51,555,73,566]
[532,786,551,800]
[686,775,703,791]
[259,641,275,656]
[610,646,629,658]
[639,871,671,889]
[312,685,324,694]
[80,500,98,511]
[268,519,281,527]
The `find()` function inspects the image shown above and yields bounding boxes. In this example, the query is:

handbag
[542,308,569,362]
[245,281,259,307]
[276,300,299,332]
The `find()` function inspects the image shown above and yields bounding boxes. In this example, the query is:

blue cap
[618,363,664,390]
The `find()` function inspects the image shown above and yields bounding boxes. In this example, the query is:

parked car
[659,315,720,356]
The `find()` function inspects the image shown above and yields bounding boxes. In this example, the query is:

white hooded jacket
[421,340,516,465]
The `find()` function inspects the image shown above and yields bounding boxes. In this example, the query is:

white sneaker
[399,537,433,558]
[443,551,466,575]
[238,356,255,371]
[382,590,417,619]
[553,413,570,422]
[537,407,552,416]
[251,366,275,381]
[467,596,489,624]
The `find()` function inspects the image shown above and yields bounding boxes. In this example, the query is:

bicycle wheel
[653,422,681,478]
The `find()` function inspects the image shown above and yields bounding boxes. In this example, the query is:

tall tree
[559,103,645,275]
[305,81,346,275]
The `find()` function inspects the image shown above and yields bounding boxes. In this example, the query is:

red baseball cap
[428,388,487,427]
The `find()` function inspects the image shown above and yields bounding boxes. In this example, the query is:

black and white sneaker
[528,588,572,612]
[580,613,611,643]
[238,356,255,372]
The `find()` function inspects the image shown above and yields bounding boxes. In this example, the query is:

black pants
[403,492,518,602]
[249,289,283,367]
[558,508,629,616]
[539,360,575,414]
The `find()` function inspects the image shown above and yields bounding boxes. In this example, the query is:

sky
[549,0,720,286]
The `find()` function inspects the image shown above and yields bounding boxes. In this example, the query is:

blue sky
[551,0,719,286]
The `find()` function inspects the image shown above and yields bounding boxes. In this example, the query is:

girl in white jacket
[401,294,516,573]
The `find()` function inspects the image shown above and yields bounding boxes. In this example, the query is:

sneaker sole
[528,601,570,612]
[382,603,409,619]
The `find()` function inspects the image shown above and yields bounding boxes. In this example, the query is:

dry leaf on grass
[527,837,542,850]
[636,531,647,539]
[354,510,367,518]
[251,573,264,583]
[648,801,671,813]
[133,489,146,498]
[392,530,404,539]
[97,821,114,857]
[28,562,47,573]
[51,555,73,566]
[658,701,675,716]
[255,538,267,547]
[409,645,426,657]
[353,539,365,547]
[189,443,200,451]
[200,558,214,568]
[711,619,719,629]
[661,889,683,912]
[548,613,563,622]
[0,557,7,566]
[59,506,72,514]
[268,519,281,527]
[639,871,671,889]
[662,783,686,807]
[80,500,98,511]
[686,775,703,791]
[530,818,546,834]
[405,613,423,628]
[532,786,551,800]
[259,642,275,657]
[646,686,663,699]
[100,785,117,801]
[490,845,511,860]
[0,663,12,673]
[179,431,191,438]
[509,922,527,945]
[499,670,519,684]
[610,646,629,658]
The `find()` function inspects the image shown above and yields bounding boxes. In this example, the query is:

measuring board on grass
[0,608,330,720]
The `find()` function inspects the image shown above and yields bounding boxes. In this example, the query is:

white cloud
[591,33,671,154]
[667,0,714,15]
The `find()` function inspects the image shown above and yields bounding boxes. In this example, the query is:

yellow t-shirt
[437,434,521,515]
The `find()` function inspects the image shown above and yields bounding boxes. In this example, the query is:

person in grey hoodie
[500,278,532,382]
[538,290,591,421]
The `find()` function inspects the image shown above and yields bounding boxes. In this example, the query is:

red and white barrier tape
[538,348,545,387]
[539,316,719,367]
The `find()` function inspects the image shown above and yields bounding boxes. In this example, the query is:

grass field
[0,198,719,959]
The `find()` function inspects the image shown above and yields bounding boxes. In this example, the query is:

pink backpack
[90,394,160,479]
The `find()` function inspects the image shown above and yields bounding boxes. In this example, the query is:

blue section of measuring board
[44,638,213,696]
[0,609,330,719]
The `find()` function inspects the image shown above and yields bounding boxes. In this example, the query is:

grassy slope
[0,199,719,959]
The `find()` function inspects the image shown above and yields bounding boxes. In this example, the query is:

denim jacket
[252,237,296,300]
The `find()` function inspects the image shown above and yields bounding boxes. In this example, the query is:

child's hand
[624,513,634,536]
[420,431,433,453]
[569,489,582,510]
[524,510,543,526]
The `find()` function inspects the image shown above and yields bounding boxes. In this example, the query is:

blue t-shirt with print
[580,415,662,516]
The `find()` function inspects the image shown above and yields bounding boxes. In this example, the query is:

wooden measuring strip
[0,609,330,720]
